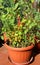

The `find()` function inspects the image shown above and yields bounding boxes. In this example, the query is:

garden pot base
[8,56,33,65]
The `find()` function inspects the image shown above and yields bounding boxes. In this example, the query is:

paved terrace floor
[0,41,40,65]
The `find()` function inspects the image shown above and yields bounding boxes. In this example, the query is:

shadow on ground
[29,45,40,64]
[0,38,4,47]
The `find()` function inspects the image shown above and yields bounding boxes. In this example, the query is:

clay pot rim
[4,43,34,51]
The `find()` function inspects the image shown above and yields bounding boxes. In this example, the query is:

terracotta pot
[4,43,34,65]
[3,33,34,65]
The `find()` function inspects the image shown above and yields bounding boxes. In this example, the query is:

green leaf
[24,29,28,34]
[21,18,27,23]
[14,3,19,10]
[18,31,22,35]
[1,36,4,40]
[31,0,34,3]
[29,21,37,30]
[0,0,3,3]
[26,20,31,26]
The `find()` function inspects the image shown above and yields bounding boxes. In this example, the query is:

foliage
[0,0,40,47]
[34,11,40,43]
[5,17,36,48]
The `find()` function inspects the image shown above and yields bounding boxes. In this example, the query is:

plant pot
[3,33,34,65]
[4,43,34,65]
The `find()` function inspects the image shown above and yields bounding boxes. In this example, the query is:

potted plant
[3,18,36,65]
[1,0,37,65]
